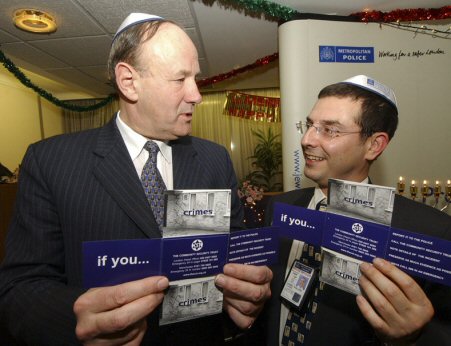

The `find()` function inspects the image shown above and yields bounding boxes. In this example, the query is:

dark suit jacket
[0,117,244,345]
[262,188,451,346]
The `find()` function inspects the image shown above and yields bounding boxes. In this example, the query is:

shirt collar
[310,188,327,210]
[116,111,172,163]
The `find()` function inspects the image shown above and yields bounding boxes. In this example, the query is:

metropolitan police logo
[319,46,335,62]
[351,223,364,234]
[191,239,203,251]
[319,45,374,63]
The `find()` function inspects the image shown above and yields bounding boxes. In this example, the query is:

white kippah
[341,75,397,109]
[113,13,164,41]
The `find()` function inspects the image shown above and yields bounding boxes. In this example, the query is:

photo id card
[280,260,317,310]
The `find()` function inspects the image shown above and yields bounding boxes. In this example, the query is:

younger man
[264,75,450,345]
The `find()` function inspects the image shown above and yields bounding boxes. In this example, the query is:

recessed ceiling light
[13,9,57,34]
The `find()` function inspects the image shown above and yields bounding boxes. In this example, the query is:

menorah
[397,177,451,213]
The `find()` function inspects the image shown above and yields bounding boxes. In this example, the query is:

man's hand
[357,258,434,345]
[74,276,169,346]
[215,263,272,329]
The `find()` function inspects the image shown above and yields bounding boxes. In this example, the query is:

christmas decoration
[1,1,449,109]
[197,52,278,88]
[0,49,116,112]
[217,0,298,21]
[223,90,280,122]
[352,6,451,22]
[198,4,450,88]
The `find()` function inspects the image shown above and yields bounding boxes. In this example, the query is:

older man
[0,13,272,345]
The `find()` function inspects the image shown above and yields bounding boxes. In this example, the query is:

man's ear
[365,132,389,161]
[115,62,139,102]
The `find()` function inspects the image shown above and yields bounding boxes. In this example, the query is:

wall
[279,19,451,195]
[0,67,92,172]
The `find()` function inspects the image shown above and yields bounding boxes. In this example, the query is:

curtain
[63,98,119,133]
[191,88,281,184]
[62,89,282,186]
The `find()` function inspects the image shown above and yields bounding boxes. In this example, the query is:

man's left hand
[357,258,434,345]
[215,263,273,329]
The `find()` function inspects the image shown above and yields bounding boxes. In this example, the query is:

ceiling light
[13,9,57,33]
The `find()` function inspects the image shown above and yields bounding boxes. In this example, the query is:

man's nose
[301,125,320,147]
[188,81,202,105]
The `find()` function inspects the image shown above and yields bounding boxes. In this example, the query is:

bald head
[136,22,199,78]
[111,19,202,140]
[107,19,191,91]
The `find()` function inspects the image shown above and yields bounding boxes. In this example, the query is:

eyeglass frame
[295,120,362,139]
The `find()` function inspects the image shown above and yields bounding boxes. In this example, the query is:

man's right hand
[74,276,169,346]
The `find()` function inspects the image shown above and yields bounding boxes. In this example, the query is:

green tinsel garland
[0,0,298,112]
[228,0,299,21]
[0,49,116,112]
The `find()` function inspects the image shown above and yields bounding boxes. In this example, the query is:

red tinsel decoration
[352,6,451,22]
[197,52,278,88]
[197,6,450,88]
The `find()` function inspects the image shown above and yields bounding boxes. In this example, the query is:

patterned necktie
[282,197,326,345]
[282,243,324,345]
[282,198,327,346]
[141,141,167,229]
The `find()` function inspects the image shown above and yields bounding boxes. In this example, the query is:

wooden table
[0,183,17,261]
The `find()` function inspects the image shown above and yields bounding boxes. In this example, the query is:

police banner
[279,16,450,191]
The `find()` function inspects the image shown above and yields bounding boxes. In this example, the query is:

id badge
[280,260,317,310]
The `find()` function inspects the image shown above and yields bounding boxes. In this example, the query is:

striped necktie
[281,243,324,345]
[141,141,167,229]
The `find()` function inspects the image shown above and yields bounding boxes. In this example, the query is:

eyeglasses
[295,121,361,139]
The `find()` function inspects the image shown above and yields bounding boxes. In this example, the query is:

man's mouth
[304,154,324,162]
[179,112,193,120]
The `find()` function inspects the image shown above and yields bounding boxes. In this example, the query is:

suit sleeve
[0,145,84,345]
[391,195,451,345]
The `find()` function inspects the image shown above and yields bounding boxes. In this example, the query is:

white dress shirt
[115,112,173,189]
[279,178,369,343]
[278,187,326,342]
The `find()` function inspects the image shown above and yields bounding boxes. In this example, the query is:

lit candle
[434,180,441,198]
[422,180,429,197]
[410,180,417,199]
[397,176,405,195]
[422,180,429,203]
[447,180,451,199]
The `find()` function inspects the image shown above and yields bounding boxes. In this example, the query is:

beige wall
[0,67,93,172]
[279,19,451,194]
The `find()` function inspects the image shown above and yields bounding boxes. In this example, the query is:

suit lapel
[294,187,315,207]
[171,137,203,189]
[92,118,161,238]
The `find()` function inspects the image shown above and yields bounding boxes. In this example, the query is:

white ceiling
[0,0,448,97]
